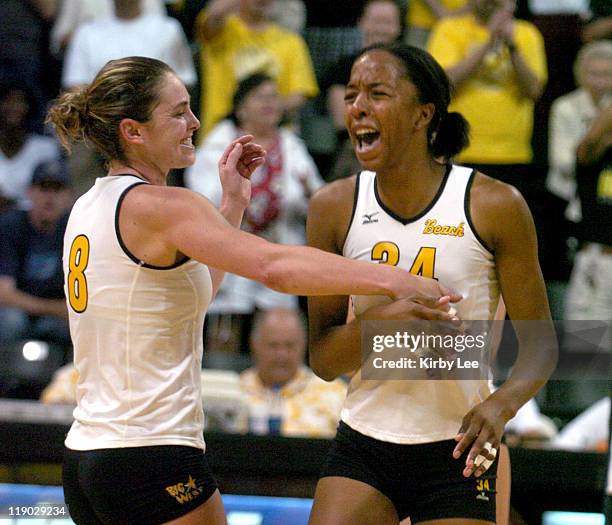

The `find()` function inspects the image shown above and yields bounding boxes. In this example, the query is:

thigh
[496,444,511,525]
[309,476,399,525]
[408,440,497,524]
[164,489,226,525]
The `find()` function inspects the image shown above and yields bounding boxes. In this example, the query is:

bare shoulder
[308,175,358,252]
[310,175,357,211]
[469,172,534,249]
[122,184,211,231]
[470,172,530,218]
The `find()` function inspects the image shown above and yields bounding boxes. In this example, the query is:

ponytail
[46,88,89,154]
[430,111,470,160]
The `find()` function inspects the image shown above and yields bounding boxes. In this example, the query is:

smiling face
[344,50,428,172]
[136,73,200,172]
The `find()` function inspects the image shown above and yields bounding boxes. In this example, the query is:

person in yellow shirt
[240,308,347,438]
[406,0,469,49]
[428,0,547,197]
[195,0,319,138]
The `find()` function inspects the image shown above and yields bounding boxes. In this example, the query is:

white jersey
[63,176,212,451]
[343,166,500,444]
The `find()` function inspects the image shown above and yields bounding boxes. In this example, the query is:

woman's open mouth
[355,129,381,155]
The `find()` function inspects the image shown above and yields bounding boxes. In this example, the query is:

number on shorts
[371,242,437,279]
[67,235,90,313]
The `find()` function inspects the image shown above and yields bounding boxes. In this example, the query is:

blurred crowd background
[0,0,610,459]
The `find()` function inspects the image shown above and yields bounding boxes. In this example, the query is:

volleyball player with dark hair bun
[307,43,556,525]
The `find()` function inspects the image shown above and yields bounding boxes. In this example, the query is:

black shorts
[321,422,497,523]
[63,445,218,525]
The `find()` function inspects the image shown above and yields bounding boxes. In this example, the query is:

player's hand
[452,396,512,478]
[393,270,462,306]
[365,294,458,322]
[218,135,265,208]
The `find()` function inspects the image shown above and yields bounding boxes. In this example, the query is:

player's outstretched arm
[121,179,455,304]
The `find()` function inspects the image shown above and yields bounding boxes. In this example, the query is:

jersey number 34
[371,242,437,279]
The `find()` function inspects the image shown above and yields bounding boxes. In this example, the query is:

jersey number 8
[67,235,90,313]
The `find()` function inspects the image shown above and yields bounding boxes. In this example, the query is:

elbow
[257,242,304,294]
[309,356,340,382]
[258,256,293,294]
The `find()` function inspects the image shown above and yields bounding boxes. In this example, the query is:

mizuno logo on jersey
[422,219,464,237]
[362,212,379,224]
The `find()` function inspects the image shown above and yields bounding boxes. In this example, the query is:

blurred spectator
[269,0,306,33]
[62,0,196,89]
[551,396,610,451]
[240,308,347,437]
[405,0,469,49]
[0,159,72,347]
[195,0,319,137]
[186,74,323,321]
[0,0,58,130]
[0,81,60,211]
[40,362,78,404]
[50,0,165,56]
[177,0,305,40]
[427,0,547,197]
[61,0,196,198]
[582,0,612,42]
[322,0,402,181]
[547,40,612,223]
[528,0,587,169]
[565,104,612,339]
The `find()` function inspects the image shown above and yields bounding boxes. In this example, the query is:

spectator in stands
[582,0,612,42]
[240,308,347,438]
[0,81,60,211]
[427,0,547,197]
[177,0,305,40]
[323,0,402,181]
[565,103,612,339]
[186,73,322,344]
[62,0,195,91]
[405,0,469,49]
[0,0,58,131]
[61,0,196,198]
[0,159,72,347]
[547,40,612,223]
[195,0,319,137]
[50,0,165,56]
[551,397,610,451]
